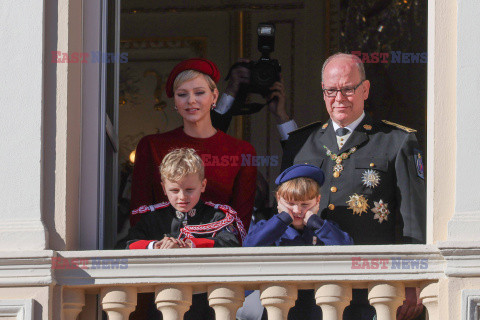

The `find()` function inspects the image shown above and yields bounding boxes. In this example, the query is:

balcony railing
[54,245,443,320]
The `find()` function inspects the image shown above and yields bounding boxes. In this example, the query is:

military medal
[362,169,381,188]
[372,200,390,223]
[324,145,357,177]
[346,193,369,215]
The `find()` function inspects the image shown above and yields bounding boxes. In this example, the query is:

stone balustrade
[53,245,443,319]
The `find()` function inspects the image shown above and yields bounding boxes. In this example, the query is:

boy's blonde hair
[160,148,205,182]
[173,70,217,93]
[276,177,320,201]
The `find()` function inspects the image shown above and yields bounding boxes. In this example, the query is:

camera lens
[254,62,276,85]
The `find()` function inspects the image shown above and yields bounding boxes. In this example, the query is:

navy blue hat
[275,164,325,187]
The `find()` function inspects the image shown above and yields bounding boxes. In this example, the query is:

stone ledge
[53,245,444,287]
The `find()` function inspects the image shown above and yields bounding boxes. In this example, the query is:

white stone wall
[0,1,47,251]
[456,1,480,215]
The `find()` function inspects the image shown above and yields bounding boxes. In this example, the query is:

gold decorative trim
[382,120,417,133]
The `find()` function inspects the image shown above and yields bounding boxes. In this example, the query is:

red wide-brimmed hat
[165,58,220,98]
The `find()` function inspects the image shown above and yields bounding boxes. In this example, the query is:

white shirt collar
[331,112,366,133]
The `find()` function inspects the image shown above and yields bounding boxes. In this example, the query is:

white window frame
[79,0,120,250]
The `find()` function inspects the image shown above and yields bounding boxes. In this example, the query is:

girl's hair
[173,70,217,93]
[276,177,320,201]
[160,148,204,182]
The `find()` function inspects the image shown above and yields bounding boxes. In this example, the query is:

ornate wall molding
[462,289,480,320]
[0,299,33,320]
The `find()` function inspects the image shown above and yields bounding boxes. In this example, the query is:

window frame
[77,0,456,249]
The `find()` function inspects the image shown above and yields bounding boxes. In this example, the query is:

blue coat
[243,211,353,247]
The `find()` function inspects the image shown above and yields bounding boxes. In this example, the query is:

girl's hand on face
[277,197,289,214]
[277,197,295,221]
[303,202,320,226]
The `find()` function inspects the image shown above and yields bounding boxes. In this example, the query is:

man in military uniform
[281,53,425,245]
[277,53,425,320]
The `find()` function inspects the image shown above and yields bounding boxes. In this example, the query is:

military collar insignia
[372,200,390,223]
[175,208,196,219]
[363,124,372,131]
[322,122,329,129]
[346,193,369,215]
[362,169,381,188]
[175,211,185,220]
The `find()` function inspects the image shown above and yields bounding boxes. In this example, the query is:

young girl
[240,164,353,320]
[244,163,353,247]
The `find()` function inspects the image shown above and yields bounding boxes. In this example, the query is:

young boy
[119,148,246,320]
[244,163,353,247]
[239,164,352,320]
[121,147,246,250]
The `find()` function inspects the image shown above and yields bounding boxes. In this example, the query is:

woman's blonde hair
[173,70,217,93]
[160,148,205,182]
[276,177,320,201]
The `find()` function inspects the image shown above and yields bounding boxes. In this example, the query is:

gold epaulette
[382,120,417,133]
[289,121,323,135]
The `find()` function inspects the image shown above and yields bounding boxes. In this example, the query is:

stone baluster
[155,285,192,320]
[368,282,405,320]
[260,284,297,320]
[420,282,438,320]
[62,288,85,320]
[100,286,137,320]
[315,283,352,320]
[208,284,244,320]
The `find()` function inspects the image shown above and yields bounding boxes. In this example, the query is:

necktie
[335,127,350,136]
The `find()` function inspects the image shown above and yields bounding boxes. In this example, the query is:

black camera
[227,23,281,97]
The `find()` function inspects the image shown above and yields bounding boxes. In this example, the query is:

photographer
[212,23,297,136]
[213,60,293,134]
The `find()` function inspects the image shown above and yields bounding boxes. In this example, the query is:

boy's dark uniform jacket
[118,201,244,249]
[281,114,426,244]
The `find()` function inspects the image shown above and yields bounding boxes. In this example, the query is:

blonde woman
[130,58,257,231]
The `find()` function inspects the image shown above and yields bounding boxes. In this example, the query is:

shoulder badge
[382,120,417,133]
[289,121,323,135]
[414,149,424,179]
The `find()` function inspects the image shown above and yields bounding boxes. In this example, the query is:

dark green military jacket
[281,114,426,244]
